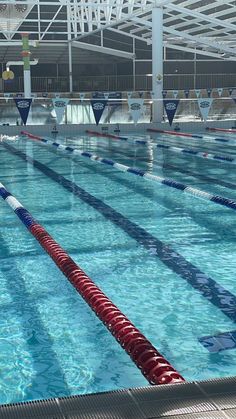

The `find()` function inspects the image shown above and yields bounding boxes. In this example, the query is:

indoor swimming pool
[1,129,236,404]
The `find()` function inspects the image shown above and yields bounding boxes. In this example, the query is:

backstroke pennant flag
[197,98,213,122]
[52,98,69,124]
[128,98,144,124]
[231,89,236,101]
[184,89,190,98]
[91,99,107,125]
[173,90,179,99]
[207,88,212,98]
[162,90,167,98]
[79,93,85,102]
[14,98,32,125]
[195,89,201,98]
[163,99,179,126]
[4,93,10,103]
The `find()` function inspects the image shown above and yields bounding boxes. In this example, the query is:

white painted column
[152,7,163,123]
[68,42,73,93]
[67,5,73,93]
[133,38,136,91]
[21,33,32,98]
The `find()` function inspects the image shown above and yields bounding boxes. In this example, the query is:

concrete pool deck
[0,376,236,418]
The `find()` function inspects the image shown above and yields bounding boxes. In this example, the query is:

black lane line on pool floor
[3,142,236,342]
[38,140,235,244]
[63,136,236,193]
[0,231,71,400]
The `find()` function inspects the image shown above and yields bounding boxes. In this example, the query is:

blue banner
[207,88,212,98]
[184,89,189,98]
[164,100,179,126]
[14,98,32,125]
[91,99,107,125]
[162,90,167,98]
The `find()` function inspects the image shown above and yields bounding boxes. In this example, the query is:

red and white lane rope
[206,127,236,134]
[0,181,185,386]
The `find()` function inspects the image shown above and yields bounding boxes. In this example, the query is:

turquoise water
[1,131,236,404]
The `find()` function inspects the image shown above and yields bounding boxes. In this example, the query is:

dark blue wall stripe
[3,141,236,324]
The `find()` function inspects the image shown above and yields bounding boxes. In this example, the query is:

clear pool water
[1,130,236,404]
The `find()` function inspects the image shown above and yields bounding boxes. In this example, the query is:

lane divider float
[86,130,236,165]
[86,129,128,141]
[206,127,236,134]
[6,141,236,326]
[0,181,185,386]
[21,131,236,212]
[147,128,231,143]
[87,129,152,145]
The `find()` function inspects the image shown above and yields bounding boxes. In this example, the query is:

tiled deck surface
[0,376,236,418]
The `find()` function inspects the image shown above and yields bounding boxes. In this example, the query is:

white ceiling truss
[0,0,235,63]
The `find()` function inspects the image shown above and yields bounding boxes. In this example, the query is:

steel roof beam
[72,40,134,59]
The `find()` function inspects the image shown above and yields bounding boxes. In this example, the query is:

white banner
[4,93,10,103]
[79,93,85,102]
[52,98,69,124]
[195,89,201,98]
[231,89,236,99]
[173,90,179,99]
[217,88,223,97]
[197,98,213,122]
[128,98,144,124]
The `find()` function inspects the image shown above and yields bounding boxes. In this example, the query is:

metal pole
[152,7,163,123]
[133,37,136,91]
[21,33,31,98]
[67,5,73,93]
[133,59,136,91]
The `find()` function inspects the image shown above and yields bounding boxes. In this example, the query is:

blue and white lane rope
[20,132,236,211]
[147,128,235,143]
[86,130,236,165]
